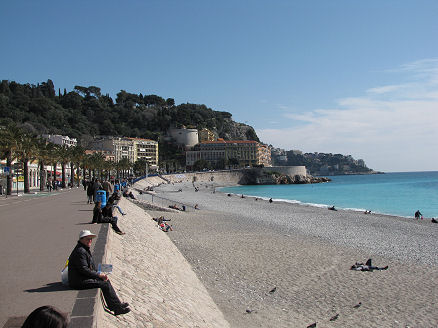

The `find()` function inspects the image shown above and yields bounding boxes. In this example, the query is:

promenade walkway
[1,185,230,328]
[0,188,98,327]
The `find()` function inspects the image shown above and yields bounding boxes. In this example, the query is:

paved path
[0,188,100,327]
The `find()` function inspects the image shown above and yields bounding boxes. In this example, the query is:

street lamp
[144,157,151,180]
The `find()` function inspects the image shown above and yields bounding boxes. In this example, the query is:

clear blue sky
[1,0,438,172]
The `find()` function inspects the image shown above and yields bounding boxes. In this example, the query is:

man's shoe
[114,306,131,315]
[115,231,126,235]
[121,302,129,308]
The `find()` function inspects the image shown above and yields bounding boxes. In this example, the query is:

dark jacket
[93,206,103,223]
[68,242,100,288]
[86,182,94,196]
[102,205,113,218]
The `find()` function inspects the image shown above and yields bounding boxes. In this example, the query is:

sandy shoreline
[135,178,438,327]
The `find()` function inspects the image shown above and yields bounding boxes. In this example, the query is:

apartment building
[186,139,270,168]
[257,144,272,167]
[98,137,158,165]
[128,138,159,166]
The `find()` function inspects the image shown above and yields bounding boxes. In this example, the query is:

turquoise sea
[219,171,438,218]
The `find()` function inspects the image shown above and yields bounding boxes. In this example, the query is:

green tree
[15,132,38,193]
[229,158,239,169]
[117,157,132,178]
[133,158,149,176]
[34,138,51,191]
[193,159,211,171]
[0,124,21,194]
[70,145,85,187]
[55,146,70,188]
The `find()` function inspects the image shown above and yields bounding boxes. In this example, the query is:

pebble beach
[133,176,438,328]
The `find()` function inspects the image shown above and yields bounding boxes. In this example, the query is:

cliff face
[239,169,331,185]
[217,119,259,142]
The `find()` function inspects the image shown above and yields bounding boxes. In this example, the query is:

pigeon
[329,313,339,321]
[307,322,317,328]
[353,302,362,309]
[269,287,277,294]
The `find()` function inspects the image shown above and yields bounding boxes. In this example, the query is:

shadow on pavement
[25,282,69,293]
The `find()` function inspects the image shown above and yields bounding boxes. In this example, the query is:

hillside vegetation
[0,79,259,143]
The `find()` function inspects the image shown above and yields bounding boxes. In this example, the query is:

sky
[1,0,438,172]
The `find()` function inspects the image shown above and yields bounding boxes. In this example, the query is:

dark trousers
[75,279,121,310]
[100,216,121,233]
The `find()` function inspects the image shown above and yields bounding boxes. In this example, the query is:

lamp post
[144,157,151,180]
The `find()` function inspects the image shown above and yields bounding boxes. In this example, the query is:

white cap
[79,230,97,239]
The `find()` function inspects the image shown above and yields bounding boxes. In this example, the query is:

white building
[168,128,199,149]
[42,134,77,147]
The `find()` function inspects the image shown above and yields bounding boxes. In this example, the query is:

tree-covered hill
[0,79,259,143]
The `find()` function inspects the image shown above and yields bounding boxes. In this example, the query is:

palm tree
[16,132,39,193]
[117,157,131,178]
[0,124,23,195]
[46,143,59,188]
[70,145,85,187]
[35,138,51,191]
[102,158,112,180]
[56,146,70,188]
[88,152,105,179]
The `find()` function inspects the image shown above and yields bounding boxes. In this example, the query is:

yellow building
[197,139,264,167]
[198,128,216,142]
[101,137,158,166]
[128,138,159,167]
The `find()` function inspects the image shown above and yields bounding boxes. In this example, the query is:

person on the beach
[350,258,388,271]
[21,305,68,328]
[414,210,423,220]
[269,198,273,203]
[92,202,125,235]
[194,204,199,210]
[153,216,171,224]
[328,205,337,211]
[160,222,173,232]
[68,230,130,315]
[431,218,437,223]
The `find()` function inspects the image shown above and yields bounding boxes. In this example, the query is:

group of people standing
[84,178,115,204]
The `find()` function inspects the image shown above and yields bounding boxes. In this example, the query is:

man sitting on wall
[92,202,125,235]
[68,230,130,315]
